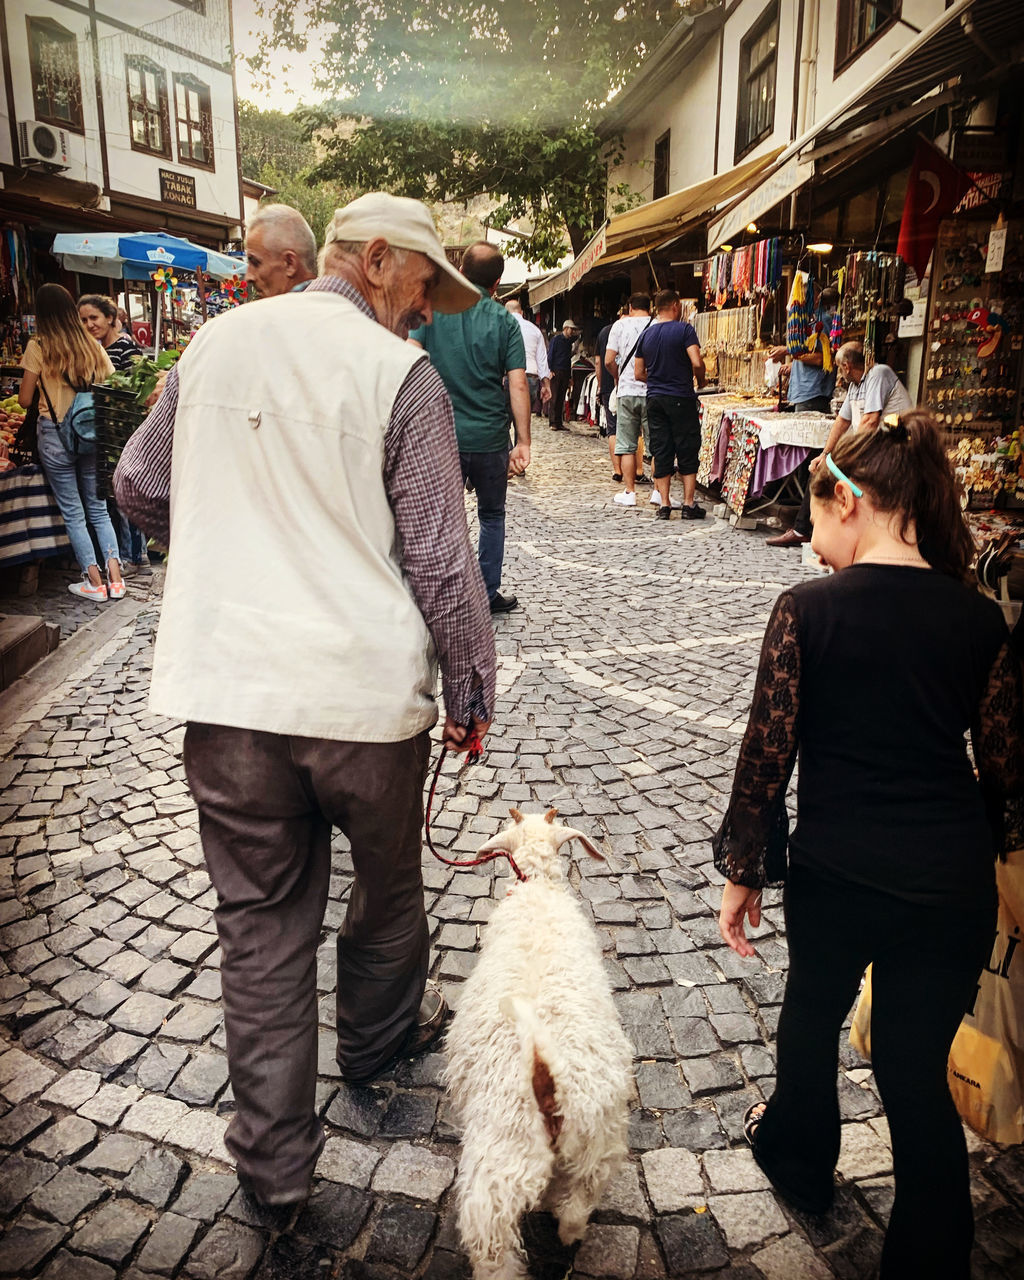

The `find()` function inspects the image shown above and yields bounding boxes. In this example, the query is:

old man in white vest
[114,194,497,1209]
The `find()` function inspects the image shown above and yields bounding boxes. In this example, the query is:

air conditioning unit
[18,120,70,170]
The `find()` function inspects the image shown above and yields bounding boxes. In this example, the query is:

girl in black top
[79,294,143,371]
[715,411,1023,1278]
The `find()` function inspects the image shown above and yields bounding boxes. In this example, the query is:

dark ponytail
[809,408,975,581]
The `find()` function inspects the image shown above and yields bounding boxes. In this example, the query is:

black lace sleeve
[973,640,1024,854]
[712,590,800,888]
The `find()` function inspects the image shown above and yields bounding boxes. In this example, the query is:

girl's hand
[719,880,763,958]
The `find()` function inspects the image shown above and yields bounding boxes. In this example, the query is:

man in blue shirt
[547,320,579,430]
[634,289,707,520]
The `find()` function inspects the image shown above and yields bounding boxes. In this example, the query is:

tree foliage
[248,0,694,264]
[237,100,354,245]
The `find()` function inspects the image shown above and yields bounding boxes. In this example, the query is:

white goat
[443,808,634,1280]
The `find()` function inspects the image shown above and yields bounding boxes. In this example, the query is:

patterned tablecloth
[0,465,70,568]
[697,400,831,514]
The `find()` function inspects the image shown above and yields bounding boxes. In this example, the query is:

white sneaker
[613,490,636,507]
[649,493,683,508]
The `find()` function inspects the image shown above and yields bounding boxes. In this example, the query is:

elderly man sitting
[115,194,497,1209]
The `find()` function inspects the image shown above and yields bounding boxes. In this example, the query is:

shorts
[614,395,647,456]
[647,395,700,478]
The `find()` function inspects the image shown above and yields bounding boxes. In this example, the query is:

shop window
[127,55,171,158]
[735,2,778,161]
[174,74,214,169]
[835,0,901,73]
[27,17,84,133]
[653,132,670,200]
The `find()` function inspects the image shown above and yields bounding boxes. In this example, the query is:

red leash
[425,734,527,883]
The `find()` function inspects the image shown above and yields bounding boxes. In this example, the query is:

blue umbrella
[51,231,243,280]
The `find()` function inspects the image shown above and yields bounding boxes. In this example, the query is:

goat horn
[509,807,524,823]
[544,808,558,823]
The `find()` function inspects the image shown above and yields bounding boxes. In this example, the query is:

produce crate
[94,383,146,499]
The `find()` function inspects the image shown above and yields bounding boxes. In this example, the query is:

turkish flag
[896,138,973,281]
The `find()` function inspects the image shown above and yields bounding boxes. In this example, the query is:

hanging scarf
[786,271,811,356]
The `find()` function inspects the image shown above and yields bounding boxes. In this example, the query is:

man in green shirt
[409,242,530,613]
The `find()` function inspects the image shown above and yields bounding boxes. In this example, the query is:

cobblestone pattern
[0,418,1021,1279]
[1,562,162,641]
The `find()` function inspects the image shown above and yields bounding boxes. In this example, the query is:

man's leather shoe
[490,593,519,614]
[766,528,810,548]
[338,986,450,1086]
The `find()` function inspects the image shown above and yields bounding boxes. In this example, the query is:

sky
[231,1,322,110]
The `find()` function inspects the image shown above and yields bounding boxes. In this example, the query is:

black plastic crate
[94,383,146,499]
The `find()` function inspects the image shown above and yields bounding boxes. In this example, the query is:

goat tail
[499,996,564,1146]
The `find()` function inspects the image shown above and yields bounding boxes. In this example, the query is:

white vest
[150,290,439,742]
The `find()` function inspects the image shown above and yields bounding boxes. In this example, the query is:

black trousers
[548,368,571,427]
[183,724,431,1201]
[756,864,995,1279]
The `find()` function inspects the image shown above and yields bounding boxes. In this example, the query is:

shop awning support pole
[150,284,161,357]
[196,267,208,323]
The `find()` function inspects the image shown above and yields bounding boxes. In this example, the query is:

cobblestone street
[1,416,1023,1280]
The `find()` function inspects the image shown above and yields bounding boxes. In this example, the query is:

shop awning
[529,146,784,306]
[707,0,1023,253]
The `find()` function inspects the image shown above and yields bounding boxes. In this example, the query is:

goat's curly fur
[443,813,634,1280]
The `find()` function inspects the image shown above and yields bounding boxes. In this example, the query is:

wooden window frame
[26,16,84,134]
[173,73,215,171]
[735,1,779,163]
[126,54,171,159]
[835,0,902,75]
[653,131,671,201]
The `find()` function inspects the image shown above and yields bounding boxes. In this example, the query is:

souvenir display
[922,219,1024,508]
[702,238,781,308]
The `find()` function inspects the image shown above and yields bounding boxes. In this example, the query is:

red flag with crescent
[896,138,973,281]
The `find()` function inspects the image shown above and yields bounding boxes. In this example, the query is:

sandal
[743,1101,767,1147]
[612,472,623,482]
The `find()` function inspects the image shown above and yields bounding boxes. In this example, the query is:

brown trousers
[183,723,431,1199]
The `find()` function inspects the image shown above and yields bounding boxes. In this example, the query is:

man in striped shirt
[115,194,497,1209]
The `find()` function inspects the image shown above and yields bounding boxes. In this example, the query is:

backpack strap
[39,377,59,425]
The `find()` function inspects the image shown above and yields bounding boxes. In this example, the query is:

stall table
[698,398,831,519]
[0,465,70,568]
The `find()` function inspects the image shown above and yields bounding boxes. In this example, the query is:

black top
[714,565,1024,907]
[547,332,574,372]
[595,324,614,396]
[106,333,143,372]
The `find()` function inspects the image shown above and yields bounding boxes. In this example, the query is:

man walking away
[115,192,496,1210]
[506,300,551,415]
[767,339,912,547]
[244,204,318,298]
[634,288,708,521]
[547,320,578,430]
[605,294,652,506]
[409,241,530,615]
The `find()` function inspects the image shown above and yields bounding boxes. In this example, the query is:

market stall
[49,232,244,355]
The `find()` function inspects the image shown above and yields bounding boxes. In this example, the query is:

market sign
[529,224,606,307]
[159,169,197,209]
[706,155,813,254]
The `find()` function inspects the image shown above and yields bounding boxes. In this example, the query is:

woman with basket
[714,410,1024,1278]
[19,283,125,601]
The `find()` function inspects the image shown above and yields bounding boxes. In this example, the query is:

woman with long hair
[19,283,124,601]
[715,410,1023,1278]
[79,293,148,572]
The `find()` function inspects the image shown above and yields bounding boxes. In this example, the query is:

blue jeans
[460,448,509,601]
[109,502,145,562]
[37,418,120,575]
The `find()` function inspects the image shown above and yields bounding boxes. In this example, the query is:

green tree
[237,100,353,244]
[248,0,695,264]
